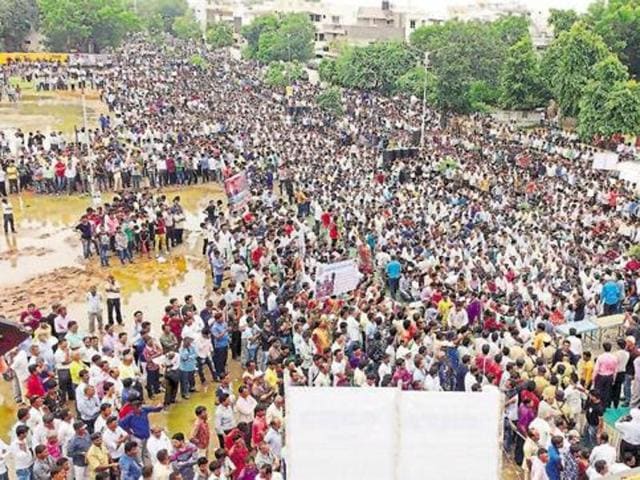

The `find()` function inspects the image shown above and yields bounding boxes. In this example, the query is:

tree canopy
[206,22,234,49]
[0,0,39,51]
[37,0,140,52]
[499,36,546,110]
[241,13,314,63]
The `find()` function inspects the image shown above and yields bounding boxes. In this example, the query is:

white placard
[398,390,502,480]
[592,151,619,170]
[314,260,362,299]
[286,387,502,480]
[287,387,397,480]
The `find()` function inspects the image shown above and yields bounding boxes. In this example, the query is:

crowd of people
[3,32,640,480]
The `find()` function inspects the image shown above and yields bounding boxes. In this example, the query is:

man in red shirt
[190,405,211,457]
[25,364,46,398]
[20,303,43,330]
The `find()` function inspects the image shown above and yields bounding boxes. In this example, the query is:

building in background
[187,0,552,54]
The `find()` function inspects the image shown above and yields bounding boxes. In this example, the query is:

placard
[315,260,362,299]
[224,171,250,210]
[286,387,502,480]
[592,151,619,170]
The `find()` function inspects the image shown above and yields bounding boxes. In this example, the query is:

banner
[315,260,362,299]
[224,171,250,210]
[592,151,619,170]
[68,53,114,66]
[0,52,69,64]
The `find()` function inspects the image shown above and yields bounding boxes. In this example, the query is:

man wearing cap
[87,431,117,478]
[66,421,91,479]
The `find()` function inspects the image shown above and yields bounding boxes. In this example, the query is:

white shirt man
[589,440,617,467]
[147,429,172,465]
[102,421,128,460]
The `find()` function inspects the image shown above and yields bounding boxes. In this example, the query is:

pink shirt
[594,352,618,377]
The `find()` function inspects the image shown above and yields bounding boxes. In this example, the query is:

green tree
[491,14,530,46]
[255,13,314,63]
[241,14,280,59]
[499,36,545,110]
[394,65,437,101]
[172,10,201,40]
[206,22,233,48]
[548,9,580,36]
[0,0,39,51]
[577,54,640,139]
[137,0,188,33]
[264,61,304,87]
[547,22,609,118]
[585,0,640,77]
[412,20,506,112]
[37,0,140,52]
[333,41,417,93]
[316,86,344,116]
[318,58,337,83]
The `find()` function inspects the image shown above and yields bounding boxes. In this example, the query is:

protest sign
[315,260,362,299]
[592,151,619,170]
[224,171,250,210]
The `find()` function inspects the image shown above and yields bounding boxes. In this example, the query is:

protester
[4,33,640,480]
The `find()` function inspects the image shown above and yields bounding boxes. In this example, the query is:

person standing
[10,426,33,480]
[32,444,55,480]
[105,275,123,326]
[211,314,230,380]
[179,337,197,399]
[118,400,163,463]
[2,198,16,235]
[86,285,104,334]
[189,406,210,458]
[77,385,100,433]
[86,432,117,478]
[385,255,401,300]
[594,342,618,408]
[119,441,143,480]
[66,421,91,479]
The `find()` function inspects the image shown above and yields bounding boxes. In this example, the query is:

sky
[324,0,595,14]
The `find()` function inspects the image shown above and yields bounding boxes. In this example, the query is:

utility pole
[287,33,292,85]
[82,92,98,205]
[420,51,430,150]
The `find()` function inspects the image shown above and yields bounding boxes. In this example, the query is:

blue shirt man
[179,342,197,372]
[601,280,621,305]
[386,259,401,279]
[119,442,142,480]
[545,437,563,480]
[119,403,163,440]
[211,318,230,348]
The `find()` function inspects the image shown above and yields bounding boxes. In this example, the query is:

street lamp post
[420,51,430,151]
[82,92,98,204]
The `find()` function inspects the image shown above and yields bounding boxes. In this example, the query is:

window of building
[331,15,340,24]
[410,19,416,29]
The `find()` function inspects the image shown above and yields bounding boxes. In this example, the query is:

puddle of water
[0,183,228,441]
